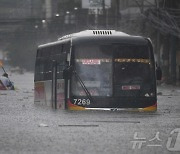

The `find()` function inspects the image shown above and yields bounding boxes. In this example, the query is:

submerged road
[0,73,180,154]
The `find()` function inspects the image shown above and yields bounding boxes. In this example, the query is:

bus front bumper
[67,101,157,112]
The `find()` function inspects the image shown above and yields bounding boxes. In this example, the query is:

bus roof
[39,30,150,48]
[58,30,129,40]
[58,30,148,45]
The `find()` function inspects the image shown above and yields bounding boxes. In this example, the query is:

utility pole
[170,35,177,83]
[141,0,145,34]
[162,37,170,83]
[45,0,52,20]
[115,0,120,30]
[43,0,52,41]
[94,10,98,29]
[155,0,161,66]
[102,0,106,28]
[169,0,178,84]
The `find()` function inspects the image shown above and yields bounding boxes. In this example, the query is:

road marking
[86,120,140,123]
[58,124,99,127]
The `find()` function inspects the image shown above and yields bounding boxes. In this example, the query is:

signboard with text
[82,0,111,9]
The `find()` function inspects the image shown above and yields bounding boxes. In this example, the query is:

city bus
[34,30,162,111]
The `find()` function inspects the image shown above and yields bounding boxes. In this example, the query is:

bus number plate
[73,99,91,106]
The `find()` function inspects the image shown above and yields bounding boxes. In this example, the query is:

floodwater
[0,72,180,154]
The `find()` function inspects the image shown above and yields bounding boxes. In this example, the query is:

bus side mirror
[63,66,73,79]
[156,66,162,80]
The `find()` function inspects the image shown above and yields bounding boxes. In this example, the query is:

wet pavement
[0,73,180,154]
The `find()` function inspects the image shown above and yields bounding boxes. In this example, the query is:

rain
[0,0,180,153]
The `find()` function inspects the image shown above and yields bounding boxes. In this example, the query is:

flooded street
[0,73,180,154]
[0,0,180,154]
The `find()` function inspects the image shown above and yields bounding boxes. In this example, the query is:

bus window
[35,57,53,81]
[114,45,155,97]
[62,41,71,54]
[34,57,46,81]
[43,59,53,81]
[114,45,150,59]
[72,44,113,97]
[57,61,67,79]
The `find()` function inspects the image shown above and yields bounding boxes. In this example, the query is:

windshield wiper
[72,68,94,104]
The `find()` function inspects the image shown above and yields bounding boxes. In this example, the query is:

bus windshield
[72,44,113,97]
[72,43,154,97]
[113,45,154,97]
